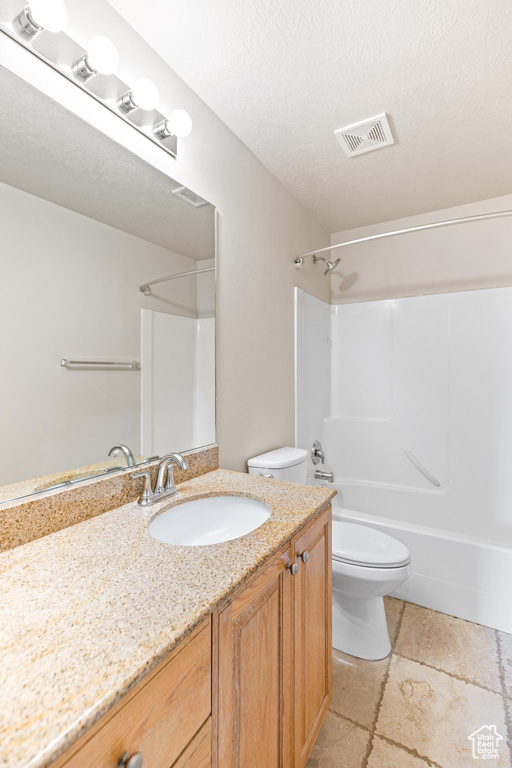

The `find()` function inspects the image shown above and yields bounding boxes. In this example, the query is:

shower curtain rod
[294,209,512,267]
[139,266,215,296]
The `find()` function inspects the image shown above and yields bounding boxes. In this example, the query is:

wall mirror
[0,65,216,504]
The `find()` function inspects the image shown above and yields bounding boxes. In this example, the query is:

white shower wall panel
[330,300,394,420]
[328,297,449,494]
[326,288,512,543]
[295,288,330,460]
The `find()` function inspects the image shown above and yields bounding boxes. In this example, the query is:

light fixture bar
[154,119,172,139]
[0,22,179,158]
[72,55,93,79]
[14,7,42,37]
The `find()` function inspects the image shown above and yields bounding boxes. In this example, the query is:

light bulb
[154,109,193,140]
[167,109,193,138]
[86,36,119,75]
[15,0,68,36]
[131,78,159,110]
[118,78,159,113]
[72,36,119,80]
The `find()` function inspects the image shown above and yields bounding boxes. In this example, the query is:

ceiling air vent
[172,186,209,208]
[334,113,395,157]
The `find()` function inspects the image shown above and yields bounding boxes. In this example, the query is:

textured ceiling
[0,66,215,259]
[108,0,512,232]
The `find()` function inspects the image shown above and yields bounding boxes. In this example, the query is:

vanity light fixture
[72,35,119,80]
[118,77,159,113]
[14,0,68,37]
[154,109,193,140]
[1,11,189,157]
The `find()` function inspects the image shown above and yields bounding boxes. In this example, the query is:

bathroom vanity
[0,470,335,768]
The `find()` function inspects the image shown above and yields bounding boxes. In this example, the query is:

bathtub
[323,482,512,634]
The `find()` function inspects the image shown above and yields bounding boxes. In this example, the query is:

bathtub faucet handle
[311,440,325,465]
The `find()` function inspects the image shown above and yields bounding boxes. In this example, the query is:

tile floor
[308,598,512,768]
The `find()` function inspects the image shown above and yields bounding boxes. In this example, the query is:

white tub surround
[296,286,512,633]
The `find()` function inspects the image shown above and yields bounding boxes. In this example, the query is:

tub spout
[315,469,334,483]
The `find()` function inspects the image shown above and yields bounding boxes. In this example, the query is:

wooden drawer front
[173,717,211,768]
[64,620,211,768]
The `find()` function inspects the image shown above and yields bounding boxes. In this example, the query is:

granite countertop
[0,469,335,768]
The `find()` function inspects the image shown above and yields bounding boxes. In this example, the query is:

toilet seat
[332,521,410,569]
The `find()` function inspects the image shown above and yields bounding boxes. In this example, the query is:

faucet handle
[311,440,325,466]
[133,471,153,505]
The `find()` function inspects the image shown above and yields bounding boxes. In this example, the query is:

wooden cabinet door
[293,506,332,767]
[217,546,294,768]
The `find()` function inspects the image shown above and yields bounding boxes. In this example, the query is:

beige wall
[331,193,512,304]
[0,2,330,473]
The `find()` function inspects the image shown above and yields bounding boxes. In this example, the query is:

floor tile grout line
[503,698,512,767]
[328,708,372,734]
[323,601,511,768]
[496,631,512,759]
[393,650,503,696]
[496,631,507,697]
[377,733,445,768]
[375,597,407,732]
[327,705,439,767]
[360,599,408,768]
[390,598,408,646]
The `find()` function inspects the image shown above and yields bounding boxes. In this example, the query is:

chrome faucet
[109,444,136,467]
[314,469,334,483]
[133,453,189,506]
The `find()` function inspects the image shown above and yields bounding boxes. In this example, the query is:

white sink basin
[147,495,271,546]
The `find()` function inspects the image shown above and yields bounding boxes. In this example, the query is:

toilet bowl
[245,448,411,660]
[332,521,411,660]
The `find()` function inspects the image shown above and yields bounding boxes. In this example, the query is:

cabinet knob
[297,551,309,563]
[118,752,143,768]
[287,562,299,576]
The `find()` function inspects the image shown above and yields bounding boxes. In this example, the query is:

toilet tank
[247,447,308,484]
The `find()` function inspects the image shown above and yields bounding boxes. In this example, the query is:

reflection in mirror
[0,65,216,504]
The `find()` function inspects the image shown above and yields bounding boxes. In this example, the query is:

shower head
[312,254,341,275]
[325,258,341,274]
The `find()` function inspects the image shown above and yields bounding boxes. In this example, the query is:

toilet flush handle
[259,472,274,479]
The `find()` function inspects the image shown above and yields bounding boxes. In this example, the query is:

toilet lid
[247,447,308,469]
[332,521,410,568]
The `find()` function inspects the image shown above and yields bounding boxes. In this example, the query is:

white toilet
[247,447,411,660]
[248,446,309,482]
[332,521,411,660]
